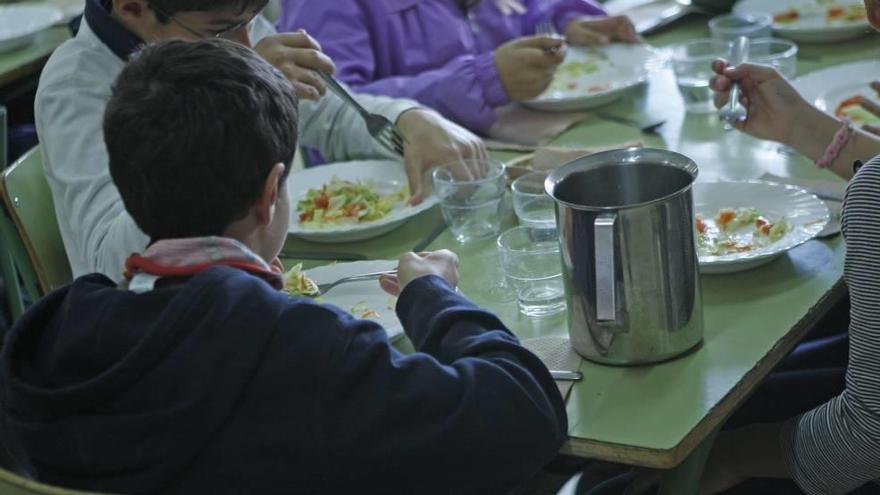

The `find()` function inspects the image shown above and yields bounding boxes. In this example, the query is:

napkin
[760,173,845,237]
[521,336,582,399]
[506,141,644,180]
[487,104,588,147]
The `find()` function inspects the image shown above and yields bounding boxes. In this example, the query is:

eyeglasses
[148,3,260,40]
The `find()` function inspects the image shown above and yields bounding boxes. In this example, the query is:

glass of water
[670,39,730,114]
[432,160,506,243]
[511,171,556,230]
[497,227,566,317]
[709,13,772,42]
[750,38,798,79]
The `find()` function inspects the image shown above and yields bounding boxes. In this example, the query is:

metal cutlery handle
[725,36,750,120]
[549,370,582,381]
[319,72,370,119]
[318,269,398,294]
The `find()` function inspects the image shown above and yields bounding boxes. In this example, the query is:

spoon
[719,36,750,125]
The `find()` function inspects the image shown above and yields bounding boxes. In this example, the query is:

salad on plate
[696,207,792,257]
[297,177,408,229]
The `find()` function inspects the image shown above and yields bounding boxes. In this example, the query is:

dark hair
[104,38,298,241]
[146,0,267,21]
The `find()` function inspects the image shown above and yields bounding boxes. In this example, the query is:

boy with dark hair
[38,0,486,281]
[2,39,566,494]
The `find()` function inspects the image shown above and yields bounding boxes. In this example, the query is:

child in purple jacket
[279,0,637,133]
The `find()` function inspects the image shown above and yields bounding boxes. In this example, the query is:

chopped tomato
[773,8,799,23]
[299,211,313,222]
[835,95,865,118]
[755,216,773,235]
[313,193,329,210]
[827,5,844,19]
[695,215,707,235]
[716,208,736,230]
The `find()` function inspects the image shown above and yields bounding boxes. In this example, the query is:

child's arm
[35,80,149,280]
[775,158,880,494]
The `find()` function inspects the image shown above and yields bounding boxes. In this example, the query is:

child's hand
[254,29,336,101]
[379,250,459,296]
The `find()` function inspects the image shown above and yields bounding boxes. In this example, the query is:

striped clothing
[781,156,880,494]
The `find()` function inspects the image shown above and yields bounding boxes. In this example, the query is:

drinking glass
[670,39,730,114]
[497,227,566,317]
[511,171,556,230]
[432,160,506,243]
[709,13,772,42]
[749,38,798,79]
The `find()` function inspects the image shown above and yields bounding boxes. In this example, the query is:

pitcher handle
[594,213,617,324]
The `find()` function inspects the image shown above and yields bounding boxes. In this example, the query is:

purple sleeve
[279,0,509,134]
[522,0,607,34]
[351,52,508,134]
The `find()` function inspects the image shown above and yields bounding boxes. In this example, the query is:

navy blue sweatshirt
[0,266,567,494]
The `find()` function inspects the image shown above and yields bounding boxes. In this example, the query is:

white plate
[523,43,666,112]
[0,4,63,53]
[733,0,870,43]
[288,160,437,243]
[794,60,880,122]
[695,180,829,274]
[305,260,403,341]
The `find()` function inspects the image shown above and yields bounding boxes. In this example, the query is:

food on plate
[772,3,865,24]
[546,59,605,93]
[696,207,791,256]
[297,176,408,227]
[282,263,320,297]
[834,95,880,125]
[773,8,800,23]
[351,301,381,320]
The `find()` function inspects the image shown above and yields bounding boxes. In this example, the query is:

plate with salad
[694,180,829,274]
[734,0,869,42]
[283,260,404,341]
[524,43,666,112]
[288,160,437,243]
[794,60,880,126]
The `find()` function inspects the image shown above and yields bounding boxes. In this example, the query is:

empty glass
[511,171,556,230]
[432,160,506,243]
[497,227,566,317]
[709,13,772,42]
[670,39,729,114]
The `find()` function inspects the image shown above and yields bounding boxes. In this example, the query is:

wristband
[816,119,854,169]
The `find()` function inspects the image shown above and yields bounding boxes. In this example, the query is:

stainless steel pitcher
[545,148,703,365]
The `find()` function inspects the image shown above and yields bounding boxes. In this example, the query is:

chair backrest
[0,467,107,495]
[0,147,72,294]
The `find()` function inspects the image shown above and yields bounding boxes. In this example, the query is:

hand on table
[564,15,640,46]
[495,35,567,101]
[710,60,814,145]
[379,250,460,296]
[254,29,336,100]
[395,108,488,205]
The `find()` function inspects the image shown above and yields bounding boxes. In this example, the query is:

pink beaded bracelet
[816,119,854,169]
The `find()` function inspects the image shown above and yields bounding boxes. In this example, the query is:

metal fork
[536,22,563,53]
[316,269,397,295]
[318,72,407,156]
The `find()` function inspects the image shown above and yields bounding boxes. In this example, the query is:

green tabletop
[0,25,69,88]
[282,16,871,471]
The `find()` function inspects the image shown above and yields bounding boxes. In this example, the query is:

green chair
[0,146,72,319]
[0,467,108,495]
